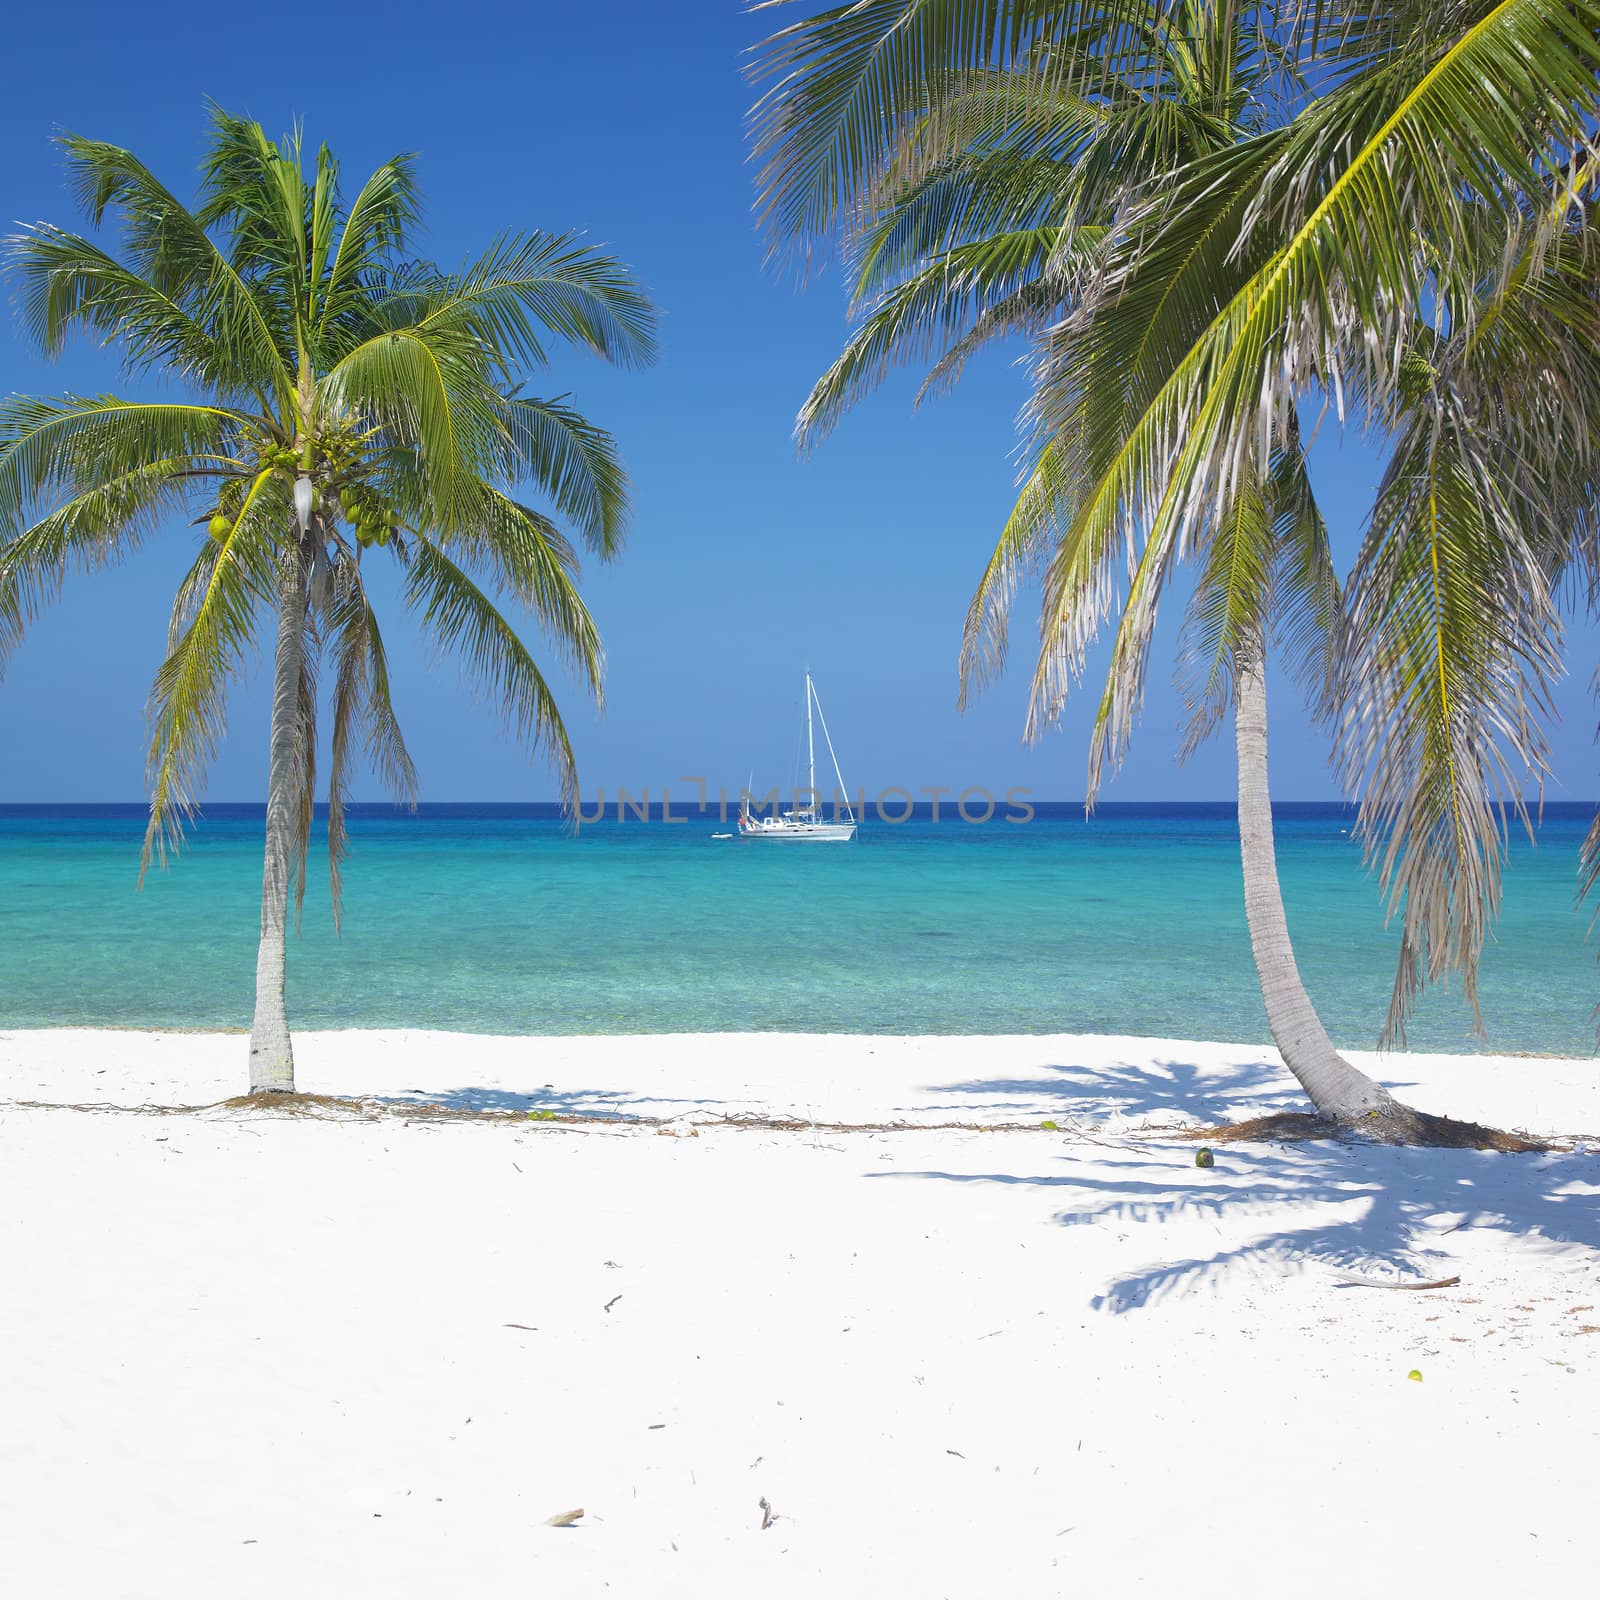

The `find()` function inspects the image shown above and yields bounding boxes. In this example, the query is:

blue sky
[0,0,1594,805]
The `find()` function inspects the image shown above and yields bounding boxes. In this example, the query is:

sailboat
[738,673,858,842]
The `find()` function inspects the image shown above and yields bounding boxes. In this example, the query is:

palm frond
[0,395,246,530]
[1330,201,1600,1038]
[307,142,341,323]
[316,155,422,341]
[751,1,1290,264]
[958,428,1085,707]
[1266,434,1342,724]
[1338,379,1562,1044]
[426,487,604,701]
[321,326,505,526]
[404,232,657,371]
[6,227,270,409]
[142,469,285,871]
[290,620,321,930]
[196,111,314,346]
[914,275,1065,403]
[403,536,584,805]
[0,459,198,673]
[1078,448,1192,798]
[1015,0,1600,746]
[750,0,1147,268]
[323,562,417,927]
[49,133,295,415]
[1177,464,1273,755]
[858,62,1109,230]
[495,394,631,556]
[1582,703,1600,916]
[800,225,1074,447]
[850,153,1085,299]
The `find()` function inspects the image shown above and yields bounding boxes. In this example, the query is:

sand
[2,1028,1597,1597]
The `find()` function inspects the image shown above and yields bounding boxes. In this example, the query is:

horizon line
[3,797,1594,810]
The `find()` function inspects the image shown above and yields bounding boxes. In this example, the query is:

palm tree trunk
[248,544,309,1094]
[1234,641,1395,1118]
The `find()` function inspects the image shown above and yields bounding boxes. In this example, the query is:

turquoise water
[0,802,1593,1054]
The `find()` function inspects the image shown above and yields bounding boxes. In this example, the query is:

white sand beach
[3,1029,1598,1597]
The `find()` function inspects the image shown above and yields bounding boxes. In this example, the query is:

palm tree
[752,0,1399,1121]
[753,2,1600,1136]
[0,111,656,1094]
[997,0,1600,1063]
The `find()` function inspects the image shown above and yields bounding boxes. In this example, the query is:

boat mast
[810,683,855,825]
[806,671,816,811]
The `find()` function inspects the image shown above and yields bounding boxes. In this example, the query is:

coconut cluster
[339,485,399,548]
[202,430,399,550]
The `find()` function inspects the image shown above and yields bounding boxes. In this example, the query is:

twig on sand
[545,1508,584,1528]
[759,1496,776,1531]
[503,1322,539,1331]
[604,1294,623,1313]
[1334,1275,1462,1292]
[1071,1126,1148,1153]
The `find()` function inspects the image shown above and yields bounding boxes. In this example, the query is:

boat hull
[738,822,857,842]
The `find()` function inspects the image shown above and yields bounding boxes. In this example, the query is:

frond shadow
[875,1141,1600,1313]
[920,1055,1300,1125]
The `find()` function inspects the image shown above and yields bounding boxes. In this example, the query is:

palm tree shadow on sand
[872,1142,1600,1313]
[921,1056,1303,1126]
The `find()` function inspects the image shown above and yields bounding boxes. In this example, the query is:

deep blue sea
[0,801,1593,1054]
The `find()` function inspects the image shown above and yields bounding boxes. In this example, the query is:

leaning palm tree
[752,0,1400,1123]
[753,1,1600,1138]
[1002,0,1600,1076]
[0,111,656,1094]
